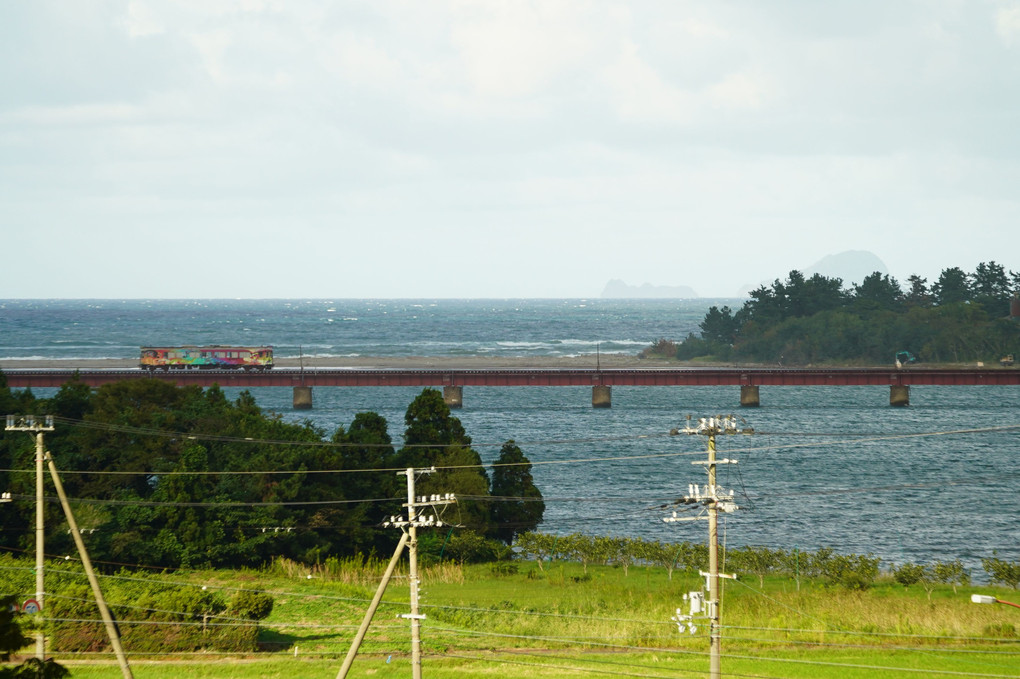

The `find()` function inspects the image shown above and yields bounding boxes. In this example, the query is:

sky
[2,1,1019,299]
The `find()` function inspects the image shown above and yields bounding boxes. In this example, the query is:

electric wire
[434,650,714,679]
[720,633,1020,656]
[426,625,1020,677]
[11,560,1020,675]
[2,418,1015,480]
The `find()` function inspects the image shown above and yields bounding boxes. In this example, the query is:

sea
[1,298,1018,574]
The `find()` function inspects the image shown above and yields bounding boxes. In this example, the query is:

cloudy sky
[2,1,1019,298]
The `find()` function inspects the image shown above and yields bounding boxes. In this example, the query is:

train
[140,346,274,371]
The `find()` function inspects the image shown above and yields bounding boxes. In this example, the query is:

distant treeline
[646,262,1020,364]
[0,379,544,570]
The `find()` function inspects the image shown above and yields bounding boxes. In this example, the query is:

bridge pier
[740,385,760,408]
[443,386,463,409]
[592,385,612,408]
[890,385,910,407]
[293,385,313,410]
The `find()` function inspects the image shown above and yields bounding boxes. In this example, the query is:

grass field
[15,558,1020,678]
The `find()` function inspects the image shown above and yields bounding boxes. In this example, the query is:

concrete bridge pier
[293,385,313,410]
[592,385,612,408]
[443,386,463,409]
[890,385,910,407]
[740,385,760,408]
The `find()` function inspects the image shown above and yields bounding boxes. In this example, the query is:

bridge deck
[4,367,1019,389]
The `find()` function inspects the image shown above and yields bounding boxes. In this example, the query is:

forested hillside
[648,262,1020,365]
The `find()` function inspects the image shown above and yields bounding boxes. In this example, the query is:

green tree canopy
[667,261,1020,366]
[399,389,493,536]
[932,267,971,306]
[489,440,545,544]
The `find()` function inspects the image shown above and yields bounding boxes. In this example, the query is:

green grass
[15,559,1020,678]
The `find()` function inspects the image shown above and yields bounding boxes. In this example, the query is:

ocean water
[0,298,713,361]
[1,299,1018,572]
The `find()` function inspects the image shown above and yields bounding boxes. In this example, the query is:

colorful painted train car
[140,346,274,371]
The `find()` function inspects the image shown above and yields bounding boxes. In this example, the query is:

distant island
[606,250,891,299]
[601,279,699,299]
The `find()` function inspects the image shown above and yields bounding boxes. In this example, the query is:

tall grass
[5,553,1019,678]
[263,555,464,587]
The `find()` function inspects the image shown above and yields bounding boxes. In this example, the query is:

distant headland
[604,250,890,299]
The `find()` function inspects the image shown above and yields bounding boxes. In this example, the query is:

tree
[932,267,971,306]
[741,271,846,325]
[400,388,471,468]
[699,306,740,344]
[0,595,29,661]
[904,275,931,308]
[852,272,903,312]
[489,440,545,544]
[971,261,1012,316]
[400,389,493,536]
[0,595,68,679]
[972,261,1011,299]
[789,272,847,317]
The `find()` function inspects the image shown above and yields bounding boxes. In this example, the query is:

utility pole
[665,415,752,679]
[336,467,455,679]
[46,453,133,679]
[5,414,54,661]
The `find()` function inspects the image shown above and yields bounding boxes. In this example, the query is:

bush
[43,565,267,654]
[4,658,70,679]
[932,559,969,592]
[489,562,519,577]
[229,590,274,620]
[893,563,927,587]
[821,553,881,591]
[983,555,1020,589]
[639,338,678,359]
[420,530,510,565]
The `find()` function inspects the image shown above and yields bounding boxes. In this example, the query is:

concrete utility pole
[5,414,54,661]
[46,453,133,679]
[336,467,456,679]
[665,415,752,679]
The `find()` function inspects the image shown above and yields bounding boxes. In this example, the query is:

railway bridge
[4,366,1019,409]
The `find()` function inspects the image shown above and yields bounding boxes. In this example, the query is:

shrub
[932,559,970,592]
[489,562,519,577]
[44,566,265,654]
[982,555,1020,589]
[893,563,927,587]
[821,553,880,591]
[229,590,274,620]
[639,338,678,359]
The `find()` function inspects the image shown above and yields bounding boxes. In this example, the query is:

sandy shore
[0,354,684,371]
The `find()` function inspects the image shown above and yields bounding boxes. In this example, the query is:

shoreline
[0,354,683,371]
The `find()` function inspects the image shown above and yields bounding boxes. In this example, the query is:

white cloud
[997,5,1020,43]
[1,1,1018,298]
[447,0,599,99]
[121,0,164,37]
[603,40,694,123]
